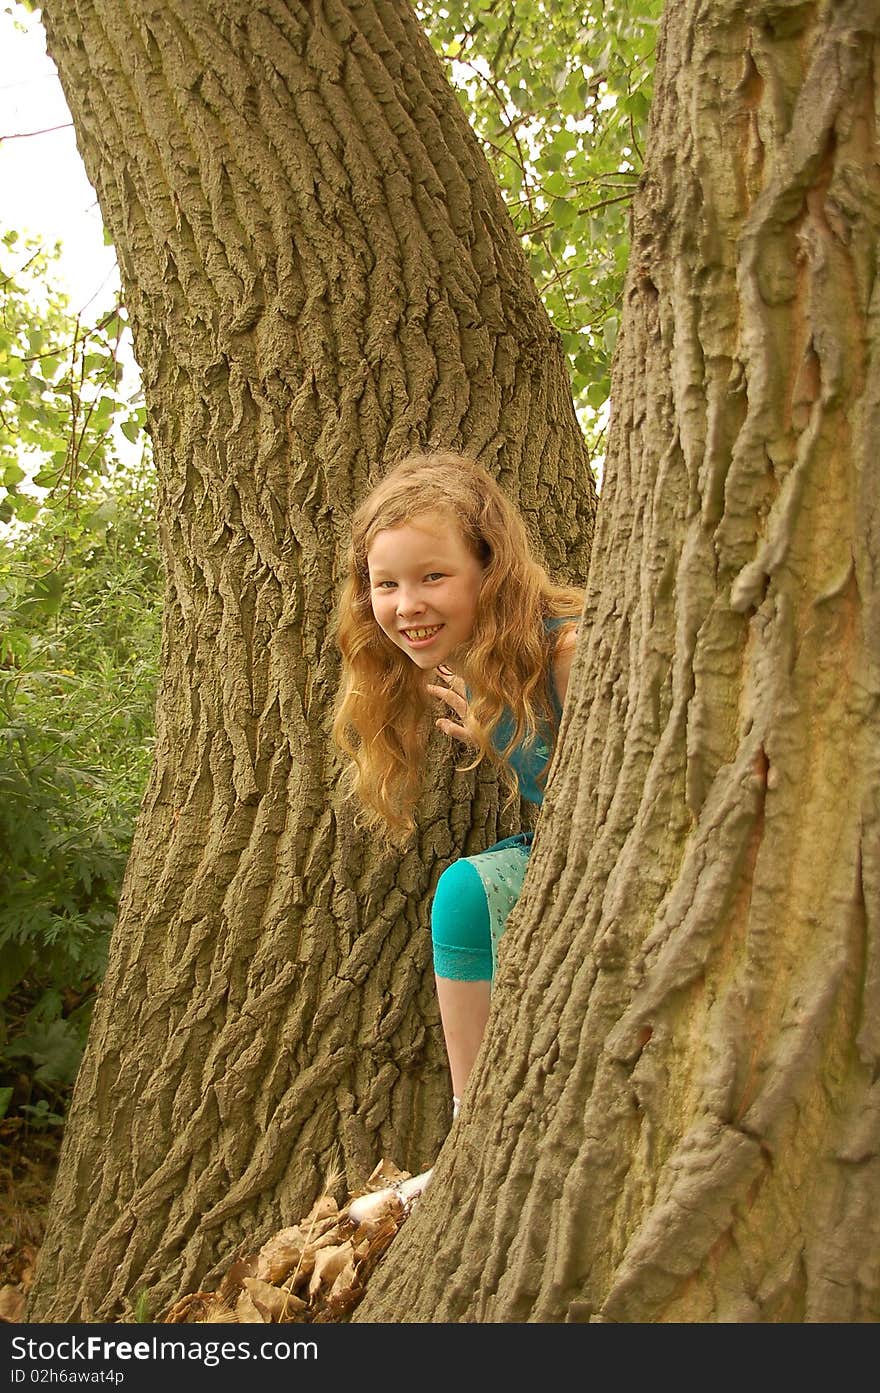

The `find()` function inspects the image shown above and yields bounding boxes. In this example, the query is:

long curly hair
[332,452,584,842]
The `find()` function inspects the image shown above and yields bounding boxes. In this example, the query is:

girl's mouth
[401,624,444,647]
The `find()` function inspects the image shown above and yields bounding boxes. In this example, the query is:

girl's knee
[431,859,492,981]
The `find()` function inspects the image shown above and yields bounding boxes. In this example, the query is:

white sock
[397,1168,433,1202]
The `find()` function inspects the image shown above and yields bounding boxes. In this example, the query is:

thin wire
[0,120,74,141]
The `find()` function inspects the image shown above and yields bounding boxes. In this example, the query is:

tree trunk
[28,0,594,1321]
[360,0,880,1322]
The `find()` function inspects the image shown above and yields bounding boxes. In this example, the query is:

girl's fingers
[427,676,474,744]
[435,666,466,698]
[426,682,468,718]
[436,718,474,746]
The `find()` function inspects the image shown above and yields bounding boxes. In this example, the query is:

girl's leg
[433,976,491,1099]
[430,845,529,1094]
[348,847,525,1224]
[430,856,494,1096]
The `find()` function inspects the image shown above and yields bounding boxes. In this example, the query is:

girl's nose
[396,587,426,618]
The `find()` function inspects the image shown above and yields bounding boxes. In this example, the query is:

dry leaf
[217,1256,257,1301]
[307,1242,353,1299]
[305,1214,341,1243]
[302,1194,337,1228]
[235,1288,267,1323]
[312,1226,348,1252]
[352,1213,400,1259]
[328,1255,357,1302]
[0,1286,25,1322]
[254,1228,305,1283]
[364,1159,408,1188]
[162,1291,215,1323]
[242,1278,290,1323]
[277,1287,308,1322]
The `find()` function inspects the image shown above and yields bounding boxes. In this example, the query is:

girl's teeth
[406,626,441,640]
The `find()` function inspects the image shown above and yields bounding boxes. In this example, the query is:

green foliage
[0,456,160,1118]
[0,233,160,1120]
[20,1098,66,1129]
[0,229,146,532]
[0,466,161,1119]
[419,0,662,447]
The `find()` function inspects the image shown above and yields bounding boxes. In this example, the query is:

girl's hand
[426,666,476,747]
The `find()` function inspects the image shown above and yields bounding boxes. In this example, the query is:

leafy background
[0,229,158,1133]
[420,0,661,446]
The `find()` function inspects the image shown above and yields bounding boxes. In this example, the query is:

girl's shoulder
[544,614,579,648]
[546,616,578,708]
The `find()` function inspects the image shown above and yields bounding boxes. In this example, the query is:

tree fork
[28,0,594,1321]
[359,0,880,1323]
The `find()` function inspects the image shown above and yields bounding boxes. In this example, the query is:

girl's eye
[377,580,397,589]
[425,572,445,582]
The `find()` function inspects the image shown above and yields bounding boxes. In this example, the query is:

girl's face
[366,510,485,670]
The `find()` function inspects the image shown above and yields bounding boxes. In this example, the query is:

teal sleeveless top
[489,616,570,805]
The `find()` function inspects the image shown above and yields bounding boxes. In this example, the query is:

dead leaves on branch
[163,1160,411,1325]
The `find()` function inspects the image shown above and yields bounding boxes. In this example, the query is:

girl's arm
[551,623,578,707]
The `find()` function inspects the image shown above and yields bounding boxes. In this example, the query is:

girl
[333,451,583,1217]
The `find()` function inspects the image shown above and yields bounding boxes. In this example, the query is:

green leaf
[120,418,142,444]
[84,499,117,530]
[32,465,62,489]
[25,571,65,616]
[543,171,571,199]
[12,496,40,523]
[603,315,619,353]
[21,1099,65,1128]
[627,89,652,121]
[550,197,578,229]
[91,394,116,424]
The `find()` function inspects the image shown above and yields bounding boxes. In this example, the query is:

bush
[0,463,161,1122]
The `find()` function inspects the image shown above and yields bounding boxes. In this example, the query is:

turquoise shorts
[430,832,533,984]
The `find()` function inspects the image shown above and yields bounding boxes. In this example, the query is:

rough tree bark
[28,0,595,1320]
[360,0,880,1322]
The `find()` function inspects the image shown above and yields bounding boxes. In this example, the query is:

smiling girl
[333,451,584,1216]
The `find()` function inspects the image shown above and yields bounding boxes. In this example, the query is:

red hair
[332,452,583,843]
